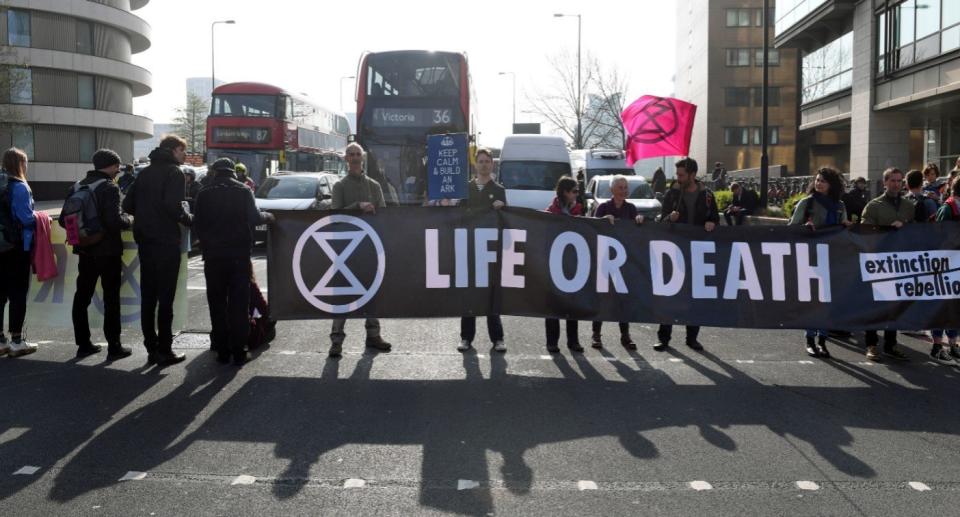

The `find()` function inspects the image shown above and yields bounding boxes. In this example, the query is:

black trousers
[592,321,629,336]
[72,254,122,349]
[204,258,250,356]
[0,249,31,335]
[138,245,181,353]
[658,324,701,343]
[865,330,898,350]
[545,319,579,346]
[461,316,504,342]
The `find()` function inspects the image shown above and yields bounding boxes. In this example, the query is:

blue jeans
[805,329,827,338]
[931,329,958,341]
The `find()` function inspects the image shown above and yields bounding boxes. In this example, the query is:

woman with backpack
[0,147,39,357]
[788,167,851,359]
[930,177,960,364]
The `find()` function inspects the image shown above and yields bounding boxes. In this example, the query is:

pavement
[1,250,959,516]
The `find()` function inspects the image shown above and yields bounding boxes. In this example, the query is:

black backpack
[59,178,108,247]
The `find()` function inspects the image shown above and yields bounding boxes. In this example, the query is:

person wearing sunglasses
[543,176,586,354]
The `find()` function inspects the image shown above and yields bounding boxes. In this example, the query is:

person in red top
[591,175,645,350]
[544,176,585,353]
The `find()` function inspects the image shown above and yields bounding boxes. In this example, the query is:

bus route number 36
[433,110,452,124]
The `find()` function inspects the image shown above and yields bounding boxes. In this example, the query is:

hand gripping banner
[268,207,960,331]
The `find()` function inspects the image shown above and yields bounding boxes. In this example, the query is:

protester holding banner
[194,158,274,366]
[458,147,507,353]
[0,147,39,358]
[654,157,717,352]
[860,167,915,362]
[67,149,134,360]
[122,135,193,367]
[544,176,585,354]
[930,176,960,364]
[788,167,850,358]
[591,175,645,351]
[328,142,391,358]
[906,169,939,222]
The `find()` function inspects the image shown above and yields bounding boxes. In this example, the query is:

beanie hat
[235,163,247,173]
[92,149,122,171]
[211,157,236,173]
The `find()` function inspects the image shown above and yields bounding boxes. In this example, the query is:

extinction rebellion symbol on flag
[292,214,386,314]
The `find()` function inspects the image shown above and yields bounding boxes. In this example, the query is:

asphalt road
[1,250,958,516]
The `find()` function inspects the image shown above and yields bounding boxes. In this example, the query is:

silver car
[253,172,339,242]
[584,175,662,220]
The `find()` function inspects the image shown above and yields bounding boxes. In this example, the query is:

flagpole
[760,0,770,209]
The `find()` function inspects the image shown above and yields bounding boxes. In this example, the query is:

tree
[526,51,631,150]
[174,92,210,154]
[584,61,630,149]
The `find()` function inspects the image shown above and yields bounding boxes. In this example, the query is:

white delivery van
[499,135,572,210]
[579,148,635,183]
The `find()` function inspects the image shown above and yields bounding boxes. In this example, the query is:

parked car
[253,172,339,242]
[584,175,661,220]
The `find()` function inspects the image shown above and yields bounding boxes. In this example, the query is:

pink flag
[621,96,697,166]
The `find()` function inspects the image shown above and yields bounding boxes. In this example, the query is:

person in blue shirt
[0,147,39,357]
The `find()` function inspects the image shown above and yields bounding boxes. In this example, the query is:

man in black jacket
[723,182,759,226]
[122,135,192,366]
[194,158,273,366]
[656,157,718,352]
[69,149,133,360]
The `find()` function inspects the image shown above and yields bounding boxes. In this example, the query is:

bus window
[212,94,278,118]
[366,53,461,97]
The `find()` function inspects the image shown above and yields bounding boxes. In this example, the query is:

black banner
[267,207,960,330]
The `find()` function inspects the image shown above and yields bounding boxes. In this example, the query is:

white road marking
[736,360,755,364]
[577,480,598,490]
[12,466,39,475]
[119,471,147,481]
[457,479,480,490]
[689,480,713,491]
[343,478,366,488]
[796,481,820,490]
[539,355,552,360]
[278,350,297,355]
[668,358,683,363]
[231,475,256,485]
[798,360,815,365]
[908,481,931,491]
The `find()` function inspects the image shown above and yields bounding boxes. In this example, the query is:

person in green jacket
[788,167,851,359]
[860,167,914,362]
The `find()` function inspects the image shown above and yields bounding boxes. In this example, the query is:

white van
[571,148,635,183]
[499,135,572,210]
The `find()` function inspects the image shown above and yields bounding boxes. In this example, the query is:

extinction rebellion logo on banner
[860,251,960,301]
[292,215,386,314]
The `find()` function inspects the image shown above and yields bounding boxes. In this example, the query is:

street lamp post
[340,75,356,112]
[498,71,516,129]
[760,0,769,209]
[211,20,236,99]
[554,13,582,149]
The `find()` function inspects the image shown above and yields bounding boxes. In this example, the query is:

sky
[132,0,677,148]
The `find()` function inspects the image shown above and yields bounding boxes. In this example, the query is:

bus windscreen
[212,94,278,118]
[366,53,461,98]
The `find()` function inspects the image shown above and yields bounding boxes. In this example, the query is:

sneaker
[866,345,882,362]
[365,336,392,352]
[8,338,38,358]
[930,346,954,365]
[457,339,472,352]
[591,333,603,349]
[329,343,343,358]
[493,340,507,353]
[815,336,830,359]
[949,345,960,360]
[685,340,704,352]
[76,344,103,359]
[884,347,909,362]
[653,340,670,352]
[805,336,819,358]
[567,341,584,353]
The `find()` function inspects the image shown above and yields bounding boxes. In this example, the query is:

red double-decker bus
[206,82,349,185]
[355,50,476,205]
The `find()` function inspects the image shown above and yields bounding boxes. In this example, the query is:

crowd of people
[1,137,959,368]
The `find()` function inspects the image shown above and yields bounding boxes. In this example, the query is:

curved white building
[0,0,152,200]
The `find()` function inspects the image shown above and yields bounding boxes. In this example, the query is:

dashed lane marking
[343,478,366,488]
[13,466,40,475]
[457,479,480,490]
[119,471,147,481]
[690,480,713,491]
[796,480,820,491]
[231,475,256,485]
[909,481,931,491]
[577,480,598,490]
